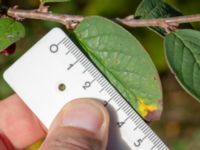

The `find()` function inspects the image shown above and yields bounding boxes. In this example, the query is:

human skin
[0,94,110,150]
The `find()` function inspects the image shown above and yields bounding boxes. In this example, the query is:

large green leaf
[41,0,70,3]
[165,29,200,101]
[135,0,192,36]
[74,16,162,121]
[0,18,25,52]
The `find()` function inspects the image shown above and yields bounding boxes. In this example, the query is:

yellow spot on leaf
[138,98,157,117]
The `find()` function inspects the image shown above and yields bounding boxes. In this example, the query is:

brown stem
[7,7,200,31]
[117,14,200,31]
[7,7,84,30]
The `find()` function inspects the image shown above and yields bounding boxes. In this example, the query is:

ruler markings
[82,62,92,74]
[102,83,111,92]
[86,66,94,75]
[63,41,71,47]
[107,89,116,98]
[64,40,72,48]
[135,118,144,130]
[59,36,169,150]
[65,50,71,55]
[150,145,156,150]
[144,127,152,138]
[114,95,121,104]
[62,38,69,45]
[151,135,160,146]
[143,128,150,139]
[89,68,99,78]
[105,86,113,96]
[116,100,126,111]
[156,142,164,150]
[103,96,114,107]
[140,122,147,132]
[71,48,82,58]
[153,138,161,149]
[78,56,86,65]
[57,37,67,45]
[65,42,74,50]
[133,125,139,131]
[98,82,108,92]
[131,115,140,126]
[147,132,155,143]
[142,134,148,141]
[5,30,169,150]
[94,71,103,81]
[67,59,79,70]
[97,75,106,84]
[99,86,106,93]
[80,56,88,66]
[157,139,166,149]
[73,49,83,59]
[119,102,128,111]
[123,105,133,115]
[70,47,78,55]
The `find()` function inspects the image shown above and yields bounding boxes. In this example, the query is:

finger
[0,94,46,149]
[40,99,110,150]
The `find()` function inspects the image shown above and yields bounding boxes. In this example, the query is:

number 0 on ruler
[3,28,169,150]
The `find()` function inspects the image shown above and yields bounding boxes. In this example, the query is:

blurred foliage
[41,0,70,4]
[0,0,200,149]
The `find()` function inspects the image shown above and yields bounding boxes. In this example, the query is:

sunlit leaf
[74,16,162,121]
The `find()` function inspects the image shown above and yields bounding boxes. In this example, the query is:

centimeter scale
[4,28,169,150]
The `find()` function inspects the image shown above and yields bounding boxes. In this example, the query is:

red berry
[0,44,16,56]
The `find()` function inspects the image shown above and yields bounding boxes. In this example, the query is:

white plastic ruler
[3,28,169,150]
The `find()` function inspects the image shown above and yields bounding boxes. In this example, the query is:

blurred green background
[0,0,200,149]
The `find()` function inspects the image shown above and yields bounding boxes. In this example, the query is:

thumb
[40,99,110,150]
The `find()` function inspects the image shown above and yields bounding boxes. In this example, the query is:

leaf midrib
[174,33,200,96]
[175,33,200,70]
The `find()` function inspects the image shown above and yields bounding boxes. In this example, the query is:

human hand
[0,95,110,150]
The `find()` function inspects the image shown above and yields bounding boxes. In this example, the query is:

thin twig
[7,7,200,31]
[7,7,84,30]
[117,14,200,32]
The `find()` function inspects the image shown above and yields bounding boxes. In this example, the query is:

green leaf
[165,29,200,101]
[135,0,192,36]
[0,18,25,52]
[74,16,162,121]
[41,0,70,3]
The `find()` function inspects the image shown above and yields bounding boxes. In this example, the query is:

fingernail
[62,101,104,133]
[0,134,14,150]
